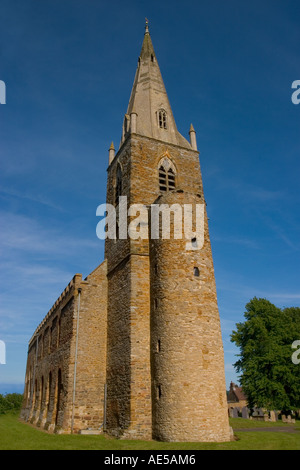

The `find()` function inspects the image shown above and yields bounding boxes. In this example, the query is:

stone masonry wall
[20,274,81,432]
[105,132,230,441]
[150,191,231,442]
[20,262,108,434]
[69,261,107,433]
[105,138,152,439]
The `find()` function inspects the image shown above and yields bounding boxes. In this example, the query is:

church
[20,22,231,442]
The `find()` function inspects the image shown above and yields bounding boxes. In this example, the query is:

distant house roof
[227,382,247,403]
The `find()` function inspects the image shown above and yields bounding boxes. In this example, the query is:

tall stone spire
[122,21,191,149]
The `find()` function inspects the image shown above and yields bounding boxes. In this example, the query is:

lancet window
[158,157,176,192]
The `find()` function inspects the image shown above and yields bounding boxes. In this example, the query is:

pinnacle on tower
[108,141,115,164]
[189,123,197,150]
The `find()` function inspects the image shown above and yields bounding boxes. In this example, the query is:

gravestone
[242,407,249,419]
[284,414,296,424]
[252,407,264,421]
[232,408,239,418]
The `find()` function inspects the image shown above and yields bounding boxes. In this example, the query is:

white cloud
[0,186,64,211]
[0,211,99,257]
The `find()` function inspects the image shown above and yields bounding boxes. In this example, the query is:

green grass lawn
[0,413,299,450]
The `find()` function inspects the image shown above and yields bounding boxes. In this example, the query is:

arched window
[158,109,167,129]
[158,157,176,192]
[115,164,122,205]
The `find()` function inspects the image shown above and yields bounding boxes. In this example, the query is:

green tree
[0,393,23,414]
[231,297,300,412]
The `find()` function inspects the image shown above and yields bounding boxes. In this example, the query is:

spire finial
[145,17,149,34]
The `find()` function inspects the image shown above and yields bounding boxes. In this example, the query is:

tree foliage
[0,393,23,414]
[231,297,300,411]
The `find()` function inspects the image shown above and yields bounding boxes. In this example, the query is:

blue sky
[0,0,300,394]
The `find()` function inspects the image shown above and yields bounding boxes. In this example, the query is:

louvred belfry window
[158,156,176,192]
[159,165,167,191]
[167,168,175,190]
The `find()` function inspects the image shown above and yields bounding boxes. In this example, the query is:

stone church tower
[21,22,231,442]
[105,22,231,442]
